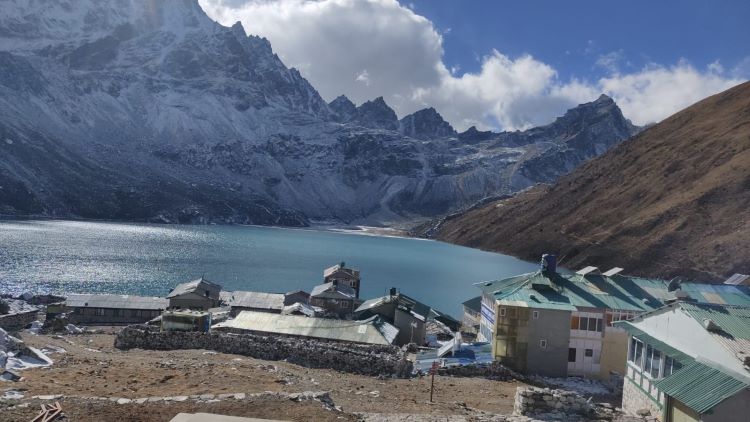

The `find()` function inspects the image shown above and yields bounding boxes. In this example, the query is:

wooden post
[429,361,439,402]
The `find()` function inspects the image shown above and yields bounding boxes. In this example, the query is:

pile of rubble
[0,328,53,382]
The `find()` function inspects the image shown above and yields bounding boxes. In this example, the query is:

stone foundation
[622,376,662,420]
[115,325,412,377]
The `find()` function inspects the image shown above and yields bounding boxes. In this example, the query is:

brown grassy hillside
[437,81,750,281]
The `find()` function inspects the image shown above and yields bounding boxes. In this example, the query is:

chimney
[389,287,397,297]
[541,254,557,274]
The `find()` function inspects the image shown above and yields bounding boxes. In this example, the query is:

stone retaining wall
[513,386,596,418]
[0,311,37,332]
[115,325,413,377]
[437,361,521,381]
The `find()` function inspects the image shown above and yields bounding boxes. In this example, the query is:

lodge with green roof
[474,255,750,380]
[616,302,750,421]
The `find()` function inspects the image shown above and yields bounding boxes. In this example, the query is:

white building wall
[568,310,604,377]
[628,307,746,374]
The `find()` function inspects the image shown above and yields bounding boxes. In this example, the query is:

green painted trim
[626,370,664,410]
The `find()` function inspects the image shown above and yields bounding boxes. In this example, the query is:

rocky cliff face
[0,0,640,226]
[398,107,456,140]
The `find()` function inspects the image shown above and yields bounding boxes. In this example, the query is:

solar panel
[723,274,749,286]
[576,266,600,276]
[603,267,625,277]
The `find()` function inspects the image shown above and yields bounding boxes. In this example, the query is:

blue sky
[410,0,750,82]
[201,0,749,131]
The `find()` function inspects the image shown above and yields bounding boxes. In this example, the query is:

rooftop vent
[703,318,722,332]
[540,254,557,273]
[576,266,600,276]
[603,267,624,277]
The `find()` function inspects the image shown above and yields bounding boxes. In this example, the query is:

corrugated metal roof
[462,296,482,313]
[310,282,356,298]
[478,271,750,312]
[65,294,167,310]
[679,303,750,339]
[167,278,221,299]
[222,291,285,311]
[354,292,457,324]
[213,311,398,345]
[654,361,749,414]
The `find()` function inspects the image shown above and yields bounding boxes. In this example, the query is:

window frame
[532,310,540,320]
[539,339,547,349]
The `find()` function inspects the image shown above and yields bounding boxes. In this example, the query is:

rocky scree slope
[435,81,750,282]
[0,0,638,225]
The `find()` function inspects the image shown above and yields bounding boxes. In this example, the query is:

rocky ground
[2,330,528,421]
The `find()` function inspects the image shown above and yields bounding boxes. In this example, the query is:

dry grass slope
[437,81,750,281]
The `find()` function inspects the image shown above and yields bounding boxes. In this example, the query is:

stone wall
[513,386,596,418]
[0,311,38,332]
[622,376,662,419]
[115,325,412,377]
[436,361,521,381]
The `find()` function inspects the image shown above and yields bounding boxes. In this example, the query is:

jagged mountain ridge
[0,0,639,225]
[434,81,750,281]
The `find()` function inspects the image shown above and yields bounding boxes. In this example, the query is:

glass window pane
[596,318,603,332]
[580,317,588,331]
[650,349,662,378]
[634,340,644,368]
[571,316,579,329]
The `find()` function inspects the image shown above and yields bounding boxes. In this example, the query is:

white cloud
[355,70,371,86]
[200,0,744,131]
[600,61,742,125]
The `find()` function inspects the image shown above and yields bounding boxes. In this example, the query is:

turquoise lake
[0,220,538,317]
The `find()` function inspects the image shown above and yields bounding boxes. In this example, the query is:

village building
[323,262,361,298]
[167,277,222,310]
[48,294,167,325]
[212,310,398,345]
[477,255,750,379]
[283,290,310,306]
[616,302,750,421]
[461,296,482,335]
[161,310,212,332]
[355,288,460,346]
[309,282,361,317]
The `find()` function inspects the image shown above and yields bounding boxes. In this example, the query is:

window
[663,356,682,377]
[341,300,349,308]
[629,337,644,368]
[571,316,580,329]
[596,318,603,332]
[532,311,540,320]
[580,317,588,331]
[585,348,594,357]
[499,307,507,317]
[539,339,547,349]
[644,345,662,378]
[568,348,577,362]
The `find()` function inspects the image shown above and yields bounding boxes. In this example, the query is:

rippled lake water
[0,220,538,316]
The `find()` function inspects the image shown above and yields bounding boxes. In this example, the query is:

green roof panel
[654,361,749,414]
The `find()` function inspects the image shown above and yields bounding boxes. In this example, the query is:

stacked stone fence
[436,361,523,381]
[514,386,596,418]
[115,325,412,377]
[0,311,38,332]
